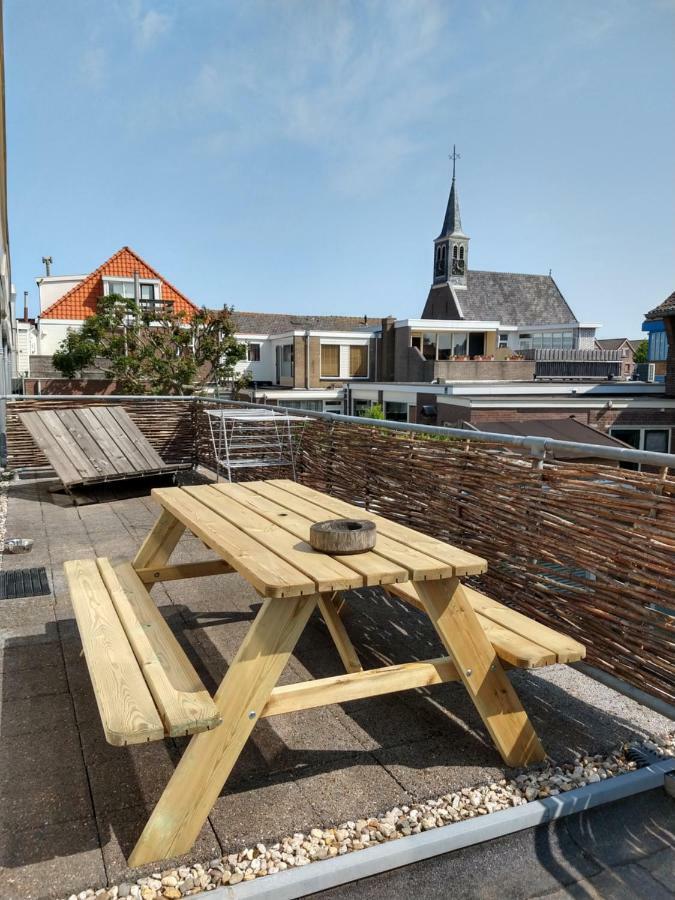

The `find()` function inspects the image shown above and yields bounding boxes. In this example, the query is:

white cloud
[181,0,456,193]
[80,46,107,86]
[121,0,173,49]
[136,8,172,48]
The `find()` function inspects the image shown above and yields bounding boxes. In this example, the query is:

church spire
[432,146,470,287]
[437,145,465,238]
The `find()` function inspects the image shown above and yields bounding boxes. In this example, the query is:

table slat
[184,485,366,593]
[152,487,315,597]
[218,483,407,586]
[269,479,487,576]
[242,482,456,580]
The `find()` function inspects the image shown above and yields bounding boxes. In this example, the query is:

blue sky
[5,0,674,336]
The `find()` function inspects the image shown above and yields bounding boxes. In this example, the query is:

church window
[452,244,458,259]
[459,246,464,260]
[435,245,447,276]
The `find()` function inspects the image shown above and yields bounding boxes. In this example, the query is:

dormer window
[104,277,167,312]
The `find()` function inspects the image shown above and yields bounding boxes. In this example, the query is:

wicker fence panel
[5,397,196,469]
[298,418,675,704]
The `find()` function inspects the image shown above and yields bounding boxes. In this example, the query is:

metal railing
[3,393,674,471]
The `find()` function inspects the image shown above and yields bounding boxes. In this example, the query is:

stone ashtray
[309,519,376,555]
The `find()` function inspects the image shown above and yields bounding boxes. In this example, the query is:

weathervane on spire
[449,144,460,180]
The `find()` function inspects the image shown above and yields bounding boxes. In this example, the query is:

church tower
[432,146,469,289]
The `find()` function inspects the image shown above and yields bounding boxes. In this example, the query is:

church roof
[231,311,377,335]
[423,270,579,326]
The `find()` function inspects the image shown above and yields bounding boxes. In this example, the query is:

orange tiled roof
[40,246,199,319]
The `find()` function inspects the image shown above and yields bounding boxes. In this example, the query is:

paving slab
[0,817,105,900]
[0,692,76,739]
[209,772,318,856]
[0,478,672,899]
[97,804,221,885]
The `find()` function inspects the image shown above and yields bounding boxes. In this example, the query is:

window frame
[384,400,408,423]
[320,343,340,378]
[319,341,370,379]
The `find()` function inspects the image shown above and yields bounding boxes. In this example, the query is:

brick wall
[23,379,117,395]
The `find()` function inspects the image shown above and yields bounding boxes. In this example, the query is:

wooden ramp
[19,406,189,489]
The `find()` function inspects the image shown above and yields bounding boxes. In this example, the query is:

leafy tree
[51,295,246,394]
[633,338,648,365]
[359,402,385,420]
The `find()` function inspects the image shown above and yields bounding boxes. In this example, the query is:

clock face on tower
[452,258,465,276]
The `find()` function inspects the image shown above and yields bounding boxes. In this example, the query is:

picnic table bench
[64,479,585,866]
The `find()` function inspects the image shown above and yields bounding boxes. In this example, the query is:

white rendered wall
[37,319,82,355]
[234,338,275,383]
[37,275,84,313]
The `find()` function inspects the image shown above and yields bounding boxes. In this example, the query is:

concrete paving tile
[0,818,105,900]
[1,766,93,829]
[539,862,672,900]
[248,705,373,776]
[334,684,474,752]
[1,549,52,570]
[372,731,507,801]
[0,624,58,648]
[0,693,76,739]
[0,598,55,630]
[296,756,413,825]
[0,729,85,789]
[564,790,675,867]
[639,845,675,891]
[209,772,317,856]
[87,750,181,815]
[0,660,68,700]
[0,640,63,673]
[98,803,221,885]
[517,666,674,752]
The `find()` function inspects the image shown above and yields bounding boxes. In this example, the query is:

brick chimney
[380,317,396,381]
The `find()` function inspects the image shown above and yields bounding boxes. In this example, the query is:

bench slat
[463,587,586,664]
[387,582,561,668]
[64,559,164,745]
[99,560,222,737]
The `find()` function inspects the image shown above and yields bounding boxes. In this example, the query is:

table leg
[129,593,318,866]
[133,508,186,570]
[414,578,545,767]
[318,592,362,673]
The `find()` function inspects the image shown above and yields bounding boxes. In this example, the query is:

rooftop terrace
[1,396,673,899]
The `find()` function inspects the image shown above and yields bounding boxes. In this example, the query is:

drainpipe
[305,331,310,390]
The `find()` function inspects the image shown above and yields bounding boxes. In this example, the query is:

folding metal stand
[206,408,308,482]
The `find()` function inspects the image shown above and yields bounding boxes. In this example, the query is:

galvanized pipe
[3,393,674,469]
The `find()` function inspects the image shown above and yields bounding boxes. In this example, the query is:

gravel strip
[59,732,674,900]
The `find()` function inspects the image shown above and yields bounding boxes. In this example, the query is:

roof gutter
[211,758,675,900]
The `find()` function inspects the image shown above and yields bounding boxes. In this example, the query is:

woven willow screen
[297,418,675,704]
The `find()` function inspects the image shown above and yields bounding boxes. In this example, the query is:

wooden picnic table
[64,478,585,866]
